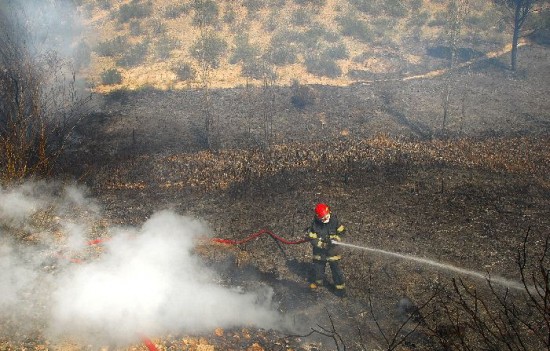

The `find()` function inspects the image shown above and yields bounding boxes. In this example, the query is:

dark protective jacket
[307,214,346,261]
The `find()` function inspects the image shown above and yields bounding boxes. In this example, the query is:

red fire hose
[212,228,308,245]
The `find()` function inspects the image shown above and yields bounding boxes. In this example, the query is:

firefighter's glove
[316,238,328,249]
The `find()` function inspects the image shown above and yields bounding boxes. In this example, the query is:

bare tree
[0,1,91,182]
[427,227,550,350]
[495,0,540,71]
[442,0,470,133]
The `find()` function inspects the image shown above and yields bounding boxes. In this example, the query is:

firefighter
[307,203,346,297]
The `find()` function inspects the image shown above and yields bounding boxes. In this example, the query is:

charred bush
[290,81,317,109]
[0,1,91,181]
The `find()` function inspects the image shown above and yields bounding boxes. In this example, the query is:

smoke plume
[0,182,285,346]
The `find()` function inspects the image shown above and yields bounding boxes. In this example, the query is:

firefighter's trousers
[312,258,345,289]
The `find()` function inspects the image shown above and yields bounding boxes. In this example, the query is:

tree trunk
[511,2,522,71]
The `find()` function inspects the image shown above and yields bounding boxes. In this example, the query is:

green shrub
[190,33,227,68]
[349,0,383,16]
[428,12,447,27]
[291,8,312,27]
[129,20,142,36]
[116,42,149,67]
[164,4,189,19]
[305,54,342,78]
[173,62,196,81]
[264,11,279,32]
[408,11,430,27]
[267,32,299,65]
[96,0,111,10]
[223,7,236,24]
[155,37,179,60]
[101,68,123,85]
[95,36,128,57]
[384,0,408,18]
[410,0,423,11]
[118,0,153,24]
[266,45,298,66]
[148,18,167,35]
[336,13,373,43]
[372,17,397,39]
[192,0,219,26]
[270,0,287,7]
[230,34,261,64]
[293,0,326,6]
[243,0,265,15]
[241,60,273,80]
[323,42,349,60]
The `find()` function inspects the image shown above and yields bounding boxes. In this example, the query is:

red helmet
[315,203,330,219]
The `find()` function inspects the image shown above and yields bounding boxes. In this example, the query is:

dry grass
[78,0,509,93]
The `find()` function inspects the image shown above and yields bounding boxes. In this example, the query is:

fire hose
[212,228,308,245]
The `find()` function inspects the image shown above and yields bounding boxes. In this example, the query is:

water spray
[332,241,527,291]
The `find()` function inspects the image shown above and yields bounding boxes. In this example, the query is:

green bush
[101,68,123,85]
[118,0,153,24]
[164,4,189,19]
[270,0,287,7]
[154,37,179,60]
[323,42,349,60]
[148,18,167,35]
[173,62,196,81]
[95,36,128,57]
[266,44,298,66]
[230,34,261,64]
[384,0,408,18]
[293,0,326,6]
[408,11,430,27]
[192,0,219,26]
[336,13,373,43]
[291,8,312,27]
[243,0,265,16]
[116,41,149,67]
[305,54,342,78]
[223,7,236,24]
[129,20,142,36]
[349,0,383,16]
[264,11,279,32]
[410,0,423,11]
[190,33,227,68]
[267,32,299,65]
[428,12,447,27]
[96,0,111,10]
[241,60,274,80]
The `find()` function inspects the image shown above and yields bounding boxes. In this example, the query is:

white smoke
[0,183,286,346]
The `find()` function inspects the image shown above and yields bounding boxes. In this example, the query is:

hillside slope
[77,0,510,92]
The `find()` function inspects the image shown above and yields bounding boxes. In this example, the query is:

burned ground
[3,45,549,350]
